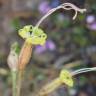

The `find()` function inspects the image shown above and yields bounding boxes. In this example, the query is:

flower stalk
[36,3,86,27]
[71,67,96,76]
[36,67,96,96]
[16,70,24,96]
[11,70,17,96]
[17,40,33,96]
[36,70,73,96]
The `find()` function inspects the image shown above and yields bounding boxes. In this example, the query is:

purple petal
[88,22,96,30]
[35,45,46,54]
[86,15,95,24]
[38,1,51,14]
[46,40,56,51]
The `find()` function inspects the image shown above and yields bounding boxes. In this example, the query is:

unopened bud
[7,42,20,71]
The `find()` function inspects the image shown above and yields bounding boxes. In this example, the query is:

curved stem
[35,3,86,27]
[35,6,61,27]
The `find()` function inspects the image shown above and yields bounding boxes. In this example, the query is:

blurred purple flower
[34,40,56,54]
[86,15,95,24]
[88,22,96,31]
[46,40,56,51]
[38,1,51,14]
[34,45,46,54]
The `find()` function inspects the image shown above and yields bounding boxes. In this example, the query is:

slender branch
[36,3,86,27]
[37,78,61,96]
[72,67,96,76]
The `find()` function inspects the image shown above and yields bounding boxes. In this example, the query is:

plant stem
[36,3,86,27]
[11,70,17,96]
[37,78,61,96]
[16,41,33,96]
[16,70,23,96]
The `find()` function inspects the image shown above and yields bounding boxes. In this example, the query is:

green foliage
[11,42,21,55]
[11,18,21,31]
[72,26,89,47]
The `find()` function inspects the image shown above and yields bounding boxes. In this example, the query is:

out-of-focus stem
[37,78,61,96]
[36,70,73,96]
[11,70,17,96]
[72,67,96,76]
[16,70,23,96]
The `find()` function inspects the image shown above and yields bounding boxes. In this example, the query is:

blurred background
[0,0,96,96]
